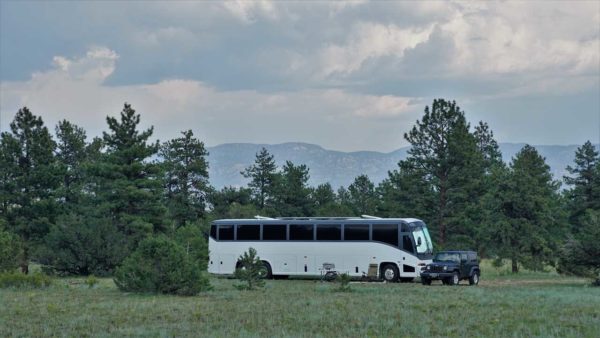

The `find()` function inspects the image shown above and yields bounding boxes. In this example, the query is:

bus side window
[218,225,234,241]
[290,224,314,240]
[263,224,287,240]
[402,235,414,253]
[316,224,341,240]
[237,224,260,240]
[344,224,369,240]
[210,224,216,239]
[372,224,398,246]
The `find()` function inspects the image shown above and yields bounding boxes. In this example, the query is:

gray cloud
[1,1,599,150]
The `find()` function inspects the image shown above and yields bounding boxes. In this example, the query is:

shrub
[0,272,52,288]
[85,275,99,288]
[113,236,210,296]
[38,214,130,276]
[558,210,600,286]
[0,228,21,272]
[234,247,266,290]
[173,222,209,271]
[335,272,352,292]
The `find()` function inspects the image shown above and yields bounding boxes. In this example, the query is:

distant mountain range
[206,142,596,189]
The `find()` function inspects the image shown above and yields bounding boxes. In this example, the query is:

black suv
[420,251,480,286]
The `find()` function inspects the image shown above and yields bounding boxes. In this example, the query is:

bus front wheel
[381,264,399,283]
[258,261,272,279]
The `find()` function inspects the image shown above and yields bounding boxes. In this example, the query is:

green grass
[1,269,599,337]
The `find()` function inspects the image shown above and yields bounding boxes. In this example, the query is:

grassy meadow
[1,263,599,337]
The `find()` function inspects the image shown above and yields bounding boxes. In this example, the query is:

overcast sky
[1,1,599,152]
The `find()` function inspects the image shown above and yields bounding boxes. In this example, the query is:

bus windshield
[412,224,433,254]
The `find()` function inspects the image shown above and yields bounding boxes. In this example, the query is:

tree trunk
[438,177,447,246]
[19,246,29,274]
[511,258,518,273]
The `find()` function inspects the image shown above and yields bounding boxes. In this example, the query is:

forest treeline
[0,99,598,282]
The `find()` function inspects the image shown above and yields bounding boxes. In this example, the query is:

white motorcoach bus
[208,216,434,282]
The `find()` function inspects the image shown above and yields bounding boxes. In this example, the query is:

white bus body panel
[208,238,430,278]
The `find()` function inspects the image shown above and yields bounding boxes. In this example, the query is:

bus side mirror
[417,237,422,246]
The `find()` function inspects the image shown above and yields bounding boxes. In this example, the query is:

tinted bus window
[263,224,286,240]
[218,225,234,240]
[290,224,314,240]
[402,235,414,253]
[210,224,216,239]
[372,224,398,246]
[316,224,341,240]
[400,223,409,232]
[344,224,369,240]
[237,224,260,240]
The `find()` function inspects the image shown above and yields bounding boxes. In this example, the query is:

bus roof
[212,217,424,224]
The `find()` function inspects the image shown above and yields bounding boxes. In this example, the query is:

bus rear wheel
[381,264,399,283]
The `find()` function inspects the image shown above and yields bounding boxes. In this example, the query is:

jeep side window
[460,253,468,262]
[468,253,476,261]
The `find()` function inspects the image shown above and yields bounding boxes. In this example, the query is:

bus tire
[259,261,272,279]
[381,264,399,283]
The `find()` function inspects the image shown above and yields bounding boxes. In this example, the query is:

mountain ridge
[206,142,596,189]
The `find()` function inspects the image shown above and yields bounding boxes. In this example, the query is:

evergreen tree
[347,175,378,215]
[242,148,277,210]
[474,121,502,171]
[92,103,166,243]
[558,210,600,285]
[564,141,600,227]
[160,130,210,227]
[208,186,255,219]
[313,183,336,208]
[0,107,58,273]
[272,161,312,216]
[55,120,88,208]
[377,160,433,219]
[484,145,564,272]
[403,99,485,247]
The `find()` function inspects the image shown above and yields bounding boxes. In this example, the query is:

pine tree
[485,145,565,272]
[474,121,502,171]
[559,210,600,285]
[347,175,378,215]
[160,130,210,227]
[93,103,166,242]
[208,186,256,219]
[55,120,88,208]
[242,148,277,210]
[377,160,433,219]
[564,141,600,227]
[403,99,485,247]
[272,161,312,216]
[0,107,58,273]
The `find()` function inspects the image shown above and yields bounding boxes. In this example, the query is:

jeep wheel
[449,272,460,286]
[421,278,432,285]
[469,271,480,286]
[381,264,399,282]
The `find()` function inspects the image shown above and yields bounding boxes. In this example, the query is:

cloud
[50,46,119,83]
[222,0,278,23]
[1,48,421,151]
[318,22,434,77]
